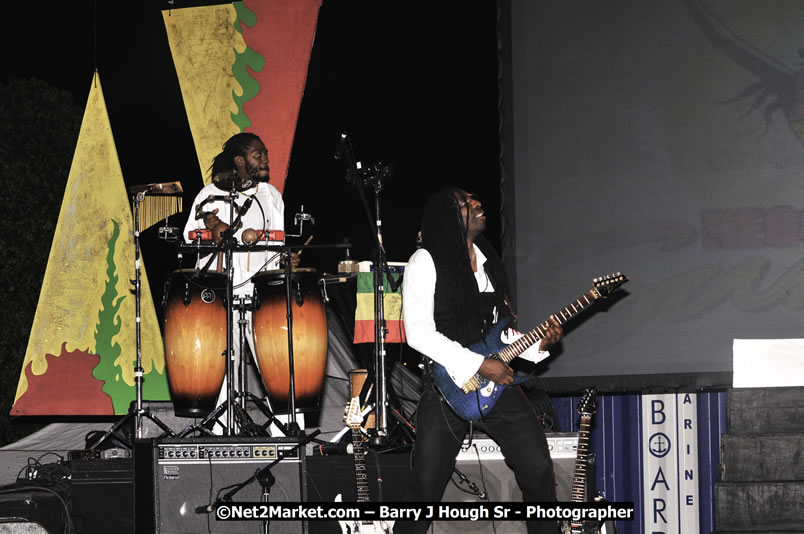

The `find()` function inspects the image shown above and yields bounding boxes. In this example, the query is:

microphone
[334,131,348,160]
[194,504,214,514]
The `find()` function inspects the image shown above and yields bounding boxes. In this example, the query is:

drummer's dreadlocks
[209,132,261,179]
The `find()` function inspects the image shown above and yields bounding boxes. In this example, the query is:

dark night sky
[1,0,503,310]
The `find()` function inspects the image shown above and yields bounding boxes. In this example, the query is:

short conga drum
[163,269,227,417]
[252,268,328,412]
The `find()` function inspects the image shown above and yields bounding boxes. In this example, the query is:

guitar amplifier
[437,432,579,534]
[137,437,307,534]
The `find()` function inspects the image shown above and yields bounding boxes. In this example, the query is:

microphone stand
[197,429,320,527]
[193,189,254,436]
[336,133,400,447]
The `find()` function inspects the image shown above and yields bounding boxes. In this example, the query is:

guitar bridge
[461,376,482,393]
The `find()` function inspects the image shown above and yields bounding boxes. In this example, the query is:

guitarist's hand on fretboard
[537,315,563,352]
[478,358,514,385]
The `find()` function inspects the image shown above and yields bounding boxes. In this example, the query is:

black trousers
[395,383,559,534]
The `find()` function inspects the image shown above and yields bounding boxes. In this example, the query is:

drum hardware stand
[191,191,306,437]
[89,183,183,450]
[191,189,252,436]
[265,209,316,436]
[337,131,401,447]
[232,295,290,436]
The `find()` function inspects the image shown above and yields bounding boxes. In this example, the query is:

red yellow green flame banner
[162,0,321,192]
[12,75,169,415]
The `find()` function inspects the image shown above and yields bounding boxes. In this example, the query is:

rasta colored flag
[354,262,406,344]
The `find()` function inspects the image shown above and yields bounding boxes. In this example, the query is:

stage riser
[715,481,804,531]
[720,434,804,481]
[727,387,804,434]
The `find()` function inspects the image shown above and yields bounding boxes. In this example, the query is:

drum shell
[163,270,227,417]
[252,269,328,412]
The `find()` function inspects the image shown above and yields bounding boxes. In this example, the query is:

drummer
[183,132,300,426]
[185,132,299,279]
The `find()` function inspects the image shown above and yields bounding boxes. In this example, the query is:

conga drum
[163,269,227,417]
[252,268,328,412]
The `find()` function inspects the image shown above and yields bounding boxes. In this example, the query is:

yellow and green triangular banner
[12,74,169,415]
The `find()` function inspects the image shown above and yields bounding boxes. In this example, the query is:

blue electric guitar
[431,273,628,422]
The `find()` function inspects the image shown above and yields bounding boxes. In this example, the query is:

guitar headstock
[343,396,364,429]
[592,272,629,297]
[577,387,598,416]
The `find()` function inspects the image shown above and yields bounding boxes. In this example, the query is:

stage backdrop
[500,0,804,391]
[12,75,170,415]
[162,0,321,192]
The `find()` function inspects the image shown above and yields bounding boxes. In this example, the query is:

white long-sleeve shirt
[184,181,285,294]
[402,246,549,388]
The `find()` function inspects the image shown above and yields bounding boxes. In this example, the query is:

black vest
[432,246,511,348]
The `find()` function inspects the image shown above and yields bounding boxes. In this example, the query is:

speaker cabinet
[0,491,62,534]
[70,457,134,534]
[138,437,306,534]
[304,433,579,534]
[435,432,579,534]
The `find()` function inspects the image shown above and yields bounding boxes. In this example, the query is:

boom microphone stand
[335,132,401,446]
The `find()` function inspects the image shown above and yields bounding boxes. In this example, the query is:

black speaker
[138,437,307,534]
[70,457,134,533]
[0,490,63,534]
[435,432,579,534]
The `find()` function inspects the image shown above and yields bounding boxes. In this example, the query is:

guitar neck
[351,427,371,503]
[497,289,600,363]
[570,415,592,502]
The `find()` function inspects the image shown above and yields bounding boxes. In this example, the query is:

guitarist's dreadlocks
[419,186,509,347]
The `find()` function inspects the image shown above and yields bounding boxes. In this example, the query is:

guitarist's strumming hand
[478,358,515,385]
[538,315,563,351]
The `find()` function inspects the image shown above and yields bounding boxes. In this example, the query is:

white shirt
[402,245,549,388]
[184,181,285,294]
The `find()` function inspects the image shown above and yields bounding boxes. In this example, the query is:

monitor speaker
[434,432,579,534]
[137,436,306,534]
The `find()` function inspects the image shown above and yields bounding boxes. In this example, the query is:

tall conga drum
[163,269,227,417]
[252,268,328,412]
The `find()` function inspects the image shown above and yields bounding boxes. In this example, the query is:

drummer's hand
[203,208,222,230]
[212,221,230,243]
[288,251,301,268]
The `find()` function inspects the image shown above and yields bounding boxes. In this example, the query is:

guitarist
[397,186,563,534]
